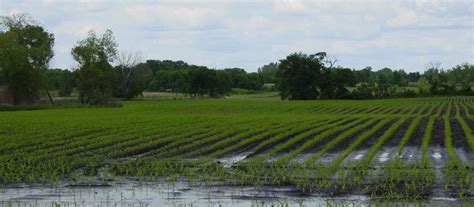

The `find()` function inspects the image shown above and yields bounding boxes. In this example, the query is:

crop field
[0,96,473,204]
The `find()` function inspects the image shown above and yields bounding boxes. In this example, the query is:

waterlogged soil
[450,118,470,151]
[430,118,445,147]
[453,148,474,163]
[370,147,400,165]
[340,149,368,166]
[427,146,447,167]
[0,181,465,207]
[399,146,423,163]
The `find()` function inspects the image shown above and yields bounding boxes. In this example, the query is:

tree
[275,52,327,100]
[71,30,118,104]
[0,14,54,105]
[417,77,431,94]
[257,63,278,83]
[330,67,354,98]
[45,68,76,97]
[185,67,217,97]
[407,72,421,83]
[354,67,374,83]
[424,62,443,95]
[115,52,152,99]
[58,70,76,97]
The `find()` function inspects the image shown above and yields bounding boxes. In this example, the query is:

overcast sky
[1,0,473,72]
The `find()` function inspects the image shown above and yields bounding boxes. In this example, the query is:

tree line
[274,52,473,100]
[0,14,473,105]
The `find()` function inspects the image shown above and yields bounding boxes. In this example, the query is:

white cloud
[53,20,105,38]
[1,0,472,71]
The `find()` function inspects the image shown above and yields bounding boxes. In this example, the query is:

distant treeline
[273,52,473,100]
[40,57,474,100]
[0,13,473,105]
[43,60,266,99]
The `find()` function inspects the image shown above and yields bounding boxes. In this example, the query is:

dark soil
[384,118,414,147]
[430,118,444,147]
[450,105,456,117]
[450,118,470,151]
[327,120,381,152]
[406,117,428,147]
[458,105,474,131]
[353,119,398,151]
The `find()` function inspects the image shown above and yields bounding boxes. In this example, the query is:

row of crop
[210,118,337,159]
[272,117,370,165]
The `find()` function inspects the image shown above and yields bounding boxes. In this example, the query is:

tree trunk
[46,90,54,105]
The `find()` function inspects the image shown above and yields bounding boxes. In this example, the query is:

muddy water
[0,182,372,206]
[0,182,463,206]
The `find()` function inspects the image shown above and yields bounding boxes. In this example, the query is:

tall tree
[275,52,326,100]
[0,14,54,105]
[115,52,151,99]
[71,30,118,104]
[257,63,278,83]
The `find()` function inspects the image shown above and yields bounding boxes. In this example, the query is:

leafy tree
[417,77,431,94]
[185,67,217,97]
[71,30,118,104]
[244,72,264,90]
[0,14,54,105]
[257,62,278,83]
[354,67,374,83]
[407,72,421,83]
[44,68,75,97]
[392,70,407,86]
[58,70,76,97]
[330,67,354,98]
[276,52,327,100]
[215,70,232,96]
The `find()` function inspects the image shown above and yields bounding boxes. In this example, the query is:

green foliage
[0,13,54,105]
[45,68,76,97]
[257,62,278,84]
[275,52,327,100]
[114,63,152,99]
[71,29,118,104]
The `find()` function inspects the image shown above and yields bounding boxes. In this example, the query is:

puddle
[314,152,339,164]
[427,147,447,166]
[354,154,364,160]
[0,181,465,206]
[432,152,442,160]
[453,148,474,163]
[378,152,390,162]
[341,149,367,166]
[216,154,249,168]
[400,146,422,163]
[372,147,399,164]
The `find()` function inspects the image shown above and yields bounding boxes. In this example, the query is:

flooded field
[1,97,473,205]
[0,181,464,206]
